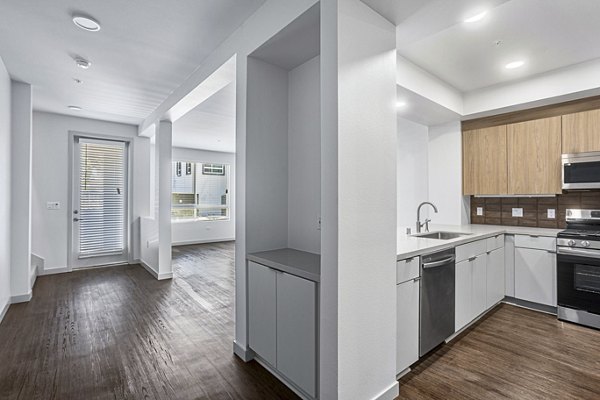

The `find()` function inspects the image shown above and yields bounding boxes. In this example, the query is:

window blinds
[79,140,126,256]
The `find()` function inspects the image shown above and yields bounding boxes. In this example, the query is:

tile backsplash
[470,191,600,229]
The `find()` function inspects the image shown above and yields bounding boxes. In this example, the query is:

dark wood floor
[3,244,599,400]
[0,242,298,400]
[398,303,600,400]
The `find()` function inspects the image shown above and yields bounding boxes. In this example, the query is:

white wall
[0,57,11,318]
[10,81,33,301]
[171,147,236,245]
[397,117,429,231]
[336,0,398,399]
[31,112,150,273]
[288,56,321,254]
[428,121,469,226]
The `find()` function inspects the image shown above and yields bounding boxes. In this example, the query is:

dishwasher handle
[422,255,456,269]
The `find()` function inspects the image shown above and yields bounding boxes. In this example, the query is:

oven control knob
[582,240,591,248]
[568,240,576,247]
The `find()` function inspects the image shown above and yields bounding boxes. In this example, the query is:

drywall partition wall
[0,57,11,318]
[171,147,236,245]
[10,81,32,302]
[31,112,150,273]
[336,0,398,399]
[428,121,470,226]
[397,117,429,231]
[245,57,290,253]
[288,55,321,254]
[157,121,173,279]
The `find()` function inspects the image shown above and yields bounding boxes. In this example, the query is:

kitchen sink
[413,231,471,240]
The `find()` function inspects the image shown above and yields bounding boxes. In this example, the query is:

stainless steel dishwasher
[419,247,455,356]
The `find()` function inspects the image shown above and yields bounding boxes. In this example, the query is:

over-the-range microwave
[562,151,600,190]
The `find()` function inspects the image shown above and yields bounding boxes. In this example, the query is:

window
[172,161,230,221]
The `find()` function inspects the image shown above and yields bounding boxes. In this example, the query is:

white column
[10,81,33,302]
[157,120,173,279]
[321,1,399,399]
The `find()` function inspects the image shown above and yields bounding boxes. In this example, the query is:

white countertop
[247,248,321,282]
[397,224,561,260]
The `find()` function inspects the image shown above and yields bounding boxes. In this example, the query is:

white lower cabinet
[455,238,504,333]
[248,261,277,365]
[455,259,472,332]
[396,277,419,374]
[276,272,317,397]
[515,247,557,306]
[247,261,317,398]
[486,248,505,309]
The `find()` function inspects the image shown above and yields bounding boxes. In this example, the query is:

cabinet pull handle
[413,277,421,282]
[547,250,556,254]
[468,256,477,262]
[529,235,539,238]
[406,257,414,262]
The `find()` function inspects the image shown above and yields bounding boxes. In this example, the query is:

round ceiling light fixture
[505,60,525,69]
[72,15,101,32]
[68,105,82,111]
[74,57,91,69]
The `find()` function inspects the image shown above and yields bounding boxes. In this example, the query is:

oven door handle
[557,247,600,259]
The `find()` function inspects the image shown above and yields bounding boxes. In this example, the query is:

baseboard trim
[503,297,557,315]
[139,260,173,281]
[11,291,32,304]
[0,299,10,324]
[38,266,71,276]
[372,381,399,400]
[172,238,235,247]
[233,341,255,362]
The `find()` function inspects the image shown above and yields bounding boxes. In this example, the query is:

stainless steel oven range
[557,209,600,329]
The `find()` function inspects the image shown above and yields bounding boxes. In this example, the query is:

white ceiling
[0,0,264,125]
[173,82,236,153]
[364,0,600,92]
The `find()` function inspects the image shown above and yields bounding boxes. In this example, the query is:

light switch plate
[512,207,523,217]
[476,207,484,216]
[547,208,556,219]
[46,201,60,210]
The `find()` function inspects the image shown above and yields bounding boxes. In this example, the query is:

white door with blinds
[72,137,129,268]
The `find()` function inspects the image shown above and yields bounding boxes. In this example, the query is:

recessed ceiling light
[505,60,525,69]
[72,15,101,32]
[464,10,488,23]
[74,57,91,69]
[396,101,408,108]
[68,105,82,111]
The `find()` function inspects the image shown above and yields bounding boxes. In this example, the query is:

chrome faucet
[416,202,438,233]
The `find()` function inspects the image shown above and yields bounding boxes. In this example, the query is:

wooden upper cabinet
[507,117,562,195]
[562,109,600,154]
[462,125,508,195]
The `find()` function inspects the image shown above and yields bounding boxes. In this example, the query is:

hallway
[0,242,298,400]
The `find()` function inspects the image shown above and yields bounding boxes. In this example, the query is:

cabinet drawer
[397,256,420,284]
[514,234,556,251]
[456,239,487,263]
[486,234,504,252]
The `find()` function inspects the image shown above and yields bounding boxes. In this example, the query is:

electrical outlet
[46,201,60,210]
[512,208,523,217]
[476,207,484,216]
[547,208,556,219]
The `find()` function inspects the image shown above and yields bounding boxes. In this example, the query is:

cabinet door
[472,255,487,319]
[248,262,277,366]
[515,247,557,306]
[486,248,505,309]
[462,126,508,195]
[276,272,317,397]
[397,278,419,374]
[455,259,472,332]
[507,117,562,194]
[562,109,600,153]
